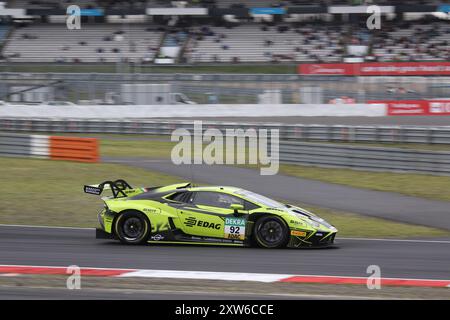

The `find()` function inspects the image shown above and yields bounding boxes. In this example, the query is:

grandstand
[186,24,343,63]
[2,24,162,63]
[0,0,449,64]
[372,21,450,62]
[2,18,448,64]
[0,24,9,43]
[0,0,448,105]
[6,0,99,9]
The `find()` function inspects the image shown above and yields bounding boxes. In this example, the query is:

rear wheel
[115,211,150,245]
[253,216,289,248]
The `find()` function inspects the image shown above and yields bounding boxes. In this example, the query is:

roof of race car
[184,185,241,193]
[128,185,247,202]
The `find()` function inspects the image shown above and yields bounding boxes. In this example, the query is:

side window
[166,192,194,203]
[184,192,195,204]
[244,200,259,211]
[192,192,243,209]
[166,192,186,202]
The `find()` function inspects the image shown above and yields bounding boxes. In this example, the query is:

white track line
[117,270,292,283]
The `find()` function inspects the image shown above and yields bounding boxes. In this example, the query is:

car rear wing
[84,179,133,198]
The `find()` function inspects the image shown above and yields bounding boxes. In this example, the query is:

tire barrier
[0,132,98,163]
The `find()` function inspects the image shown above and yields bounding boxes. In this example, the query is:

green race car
[85,180,338,248]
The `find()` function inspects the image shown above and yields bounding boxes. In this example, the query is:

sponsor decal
[250,7,286,15]
[298,62,450,76]
[387,101,427,115]
[184,217,221,230]
[224,217,246,240]
[438,4,450,13]
[79,8,104,16]
[368,100,450,116]
[185,216,196,227]
[429,101,450,114]
[291,230,307,237]
[84,185,102,195]
[290,220,305,226]
[299,63,354,76]
[150,234,164,241]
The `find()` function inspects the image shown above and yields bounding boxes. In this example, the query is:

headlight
[307,220,320,228]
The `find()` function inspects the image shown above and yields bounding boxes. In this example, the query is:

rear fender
[106,200,178,235]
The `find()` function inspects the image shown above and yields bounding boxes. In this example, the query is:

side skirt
[149,228,247,246]
[147,240,244,247]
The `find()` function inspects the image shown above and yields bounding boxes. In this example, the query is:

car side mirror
[230,203,244,215]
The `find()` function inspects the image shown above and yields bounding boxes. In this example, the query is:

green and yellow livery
[85,180,338,248]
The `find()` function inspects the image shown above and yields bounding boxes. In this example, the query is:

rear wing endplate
[84,179,133,198]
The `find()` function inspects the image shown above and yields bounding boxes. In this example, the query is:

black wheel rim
[122,217,144,241]
[259,220,283,244]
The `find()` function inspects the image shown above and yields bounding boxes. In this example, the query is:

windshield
[234,189,284,208]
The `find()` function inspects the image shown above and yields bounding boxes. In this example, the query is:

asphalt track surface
[0,226,449,281]
[163,116,450,126]
[104,158,450,230]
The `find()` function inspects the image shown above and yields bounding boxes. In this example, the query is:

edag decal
[184,216,221,230]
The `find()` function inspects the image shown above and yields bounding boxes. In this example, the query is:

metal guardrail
[1,120,450,174]
[1,118,450,144]
[0,132,48,158]
[0,132,31,157]
[279,141,450,175]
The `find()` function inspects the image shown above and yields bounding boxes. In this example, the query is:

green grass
[101,139,175,158]
[101,139,450,203]
[279,164,450,202]
[0,158,181,227]
[97,136,450,203]
[0,157,449,238]
[6,132,450,203]
[100,137,259,162]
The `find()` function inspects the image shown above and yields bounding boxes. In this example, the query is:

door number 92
[229,226,240,234]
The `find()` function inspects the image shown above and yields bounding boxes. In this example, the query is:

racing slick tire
[114,211,150,245]
[253,215,289,249]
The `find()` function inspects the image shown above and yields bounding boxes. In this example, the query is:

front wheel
[253,216,289,248]
[115,211,150,245]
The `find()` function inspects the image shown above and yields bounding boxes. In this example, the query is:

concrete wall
[0,103,387,119]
